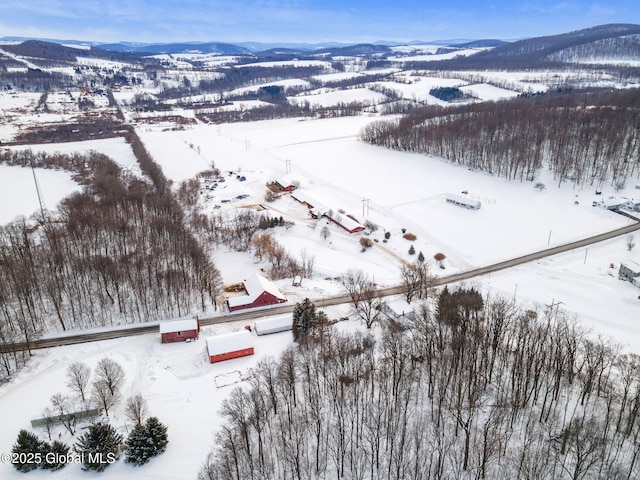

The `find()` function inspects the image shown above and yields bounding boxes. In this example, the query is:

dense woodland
[361,88,640,188]
[200,288,640,480]
[0,145,221,380]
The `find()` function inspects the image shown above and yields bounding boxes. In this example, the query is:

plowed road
[4,221,639,353]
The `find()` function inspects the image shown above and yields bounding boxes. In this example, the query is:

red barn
[227,273,287,312]
[324,213,365,234]
[206,330,254,363]
[160,318,199,343]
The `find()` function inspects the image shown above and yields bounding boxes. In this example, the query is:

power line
[362,197,370,217]
[28,152,47,221]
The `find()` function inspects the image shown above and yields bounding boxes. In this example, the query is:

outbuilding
[446,193,481,210]
[383,298,416,322]
[160,318,199,343]
[619,260,640,288]
[254,316,293,336]
[274,176,298,192]
[227,273,288,312]
[206,330,254,363]
[323,212,365,234]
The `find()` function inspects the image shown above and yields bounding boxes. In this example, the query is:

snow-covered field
[0,165,79,225]
[1,112,640,479]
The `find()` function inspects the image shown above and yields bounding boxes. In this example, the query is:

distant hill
[311,44,392,56]
[453,39,508,48]
[2,24,638,66]
[0,39,147,63]
[98,41,252,56]
[418,23,640,68]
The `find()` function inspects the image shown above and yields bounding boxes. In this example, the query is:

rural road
[4,221,639,352]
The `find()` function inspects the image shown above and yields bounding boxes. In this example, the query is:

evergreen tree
[292,298,318,342]
[418,250,425,262]
[75,423,122,471]
[42,440,70,471]
[125,417,169,465]
[125,424,153,466]
[146,417,169,456]
[11,429,45,472]
[408,245,416,255]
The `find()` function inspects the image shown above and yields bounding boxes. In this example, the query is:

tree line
[0,148,221,381]
[361,88,640,188]
[199,287,640,480]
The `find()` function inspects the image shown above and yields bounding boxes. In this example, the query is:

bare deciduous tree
[92,381,118,417]
[95,357,125,397]
[125,393,149,426]
[50,393,76,435]
[66,361,91,403]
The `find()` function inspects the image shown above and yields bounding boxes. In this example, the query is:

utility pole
[362,197,370,217]
[29,152,47,222]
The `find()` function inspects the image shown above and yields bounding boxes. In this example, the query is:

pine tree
[75,423,122,471]
[125,417,169,465]
[42,440,70,471]
[408,245,415,255]
[11,429,45,472]
[125,424,153,466]
[292,298,317,342]
[418,250,425,262]
[146,417,169,456]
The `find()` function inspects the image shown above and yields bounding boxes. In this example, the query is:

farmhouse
[227,273,287,311]
[619,260,640,288]
[593,197,626,211]
[446,193,481,210]
[206,330,254,363]
[624,199,640,211]
[273,176,298,192]
[254,316,293,336]
[382,298,416,322]
[159,318,199,343]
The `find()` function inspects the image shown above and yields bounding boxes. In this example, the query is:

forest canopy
[361,88,640,188]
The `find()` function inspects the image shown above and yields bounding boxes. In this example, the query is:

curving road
[3,221,639,353]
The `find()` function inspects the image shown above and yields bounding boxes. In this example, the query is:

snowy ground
[0,316,300,480]
[0,165,79,225]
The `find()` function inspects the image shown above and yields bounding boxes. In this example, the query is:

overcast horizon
[1,0,639,45]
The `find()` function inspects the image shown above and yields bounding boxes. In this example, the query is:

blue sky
[1,0,638,44]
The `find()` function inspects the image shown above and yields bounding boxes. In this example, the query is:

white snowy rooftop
[227,273,286,309]
[206,330,253,355]
[159,318,198,334]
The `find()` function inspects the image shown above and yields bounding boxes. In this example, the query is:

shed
[619,260,640,287]
[160,318,199,343]
[383,298,416,322]
[227,273,287,311]
[254,316,293,336]
[206,330,254,363]
[446,193,481,210]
